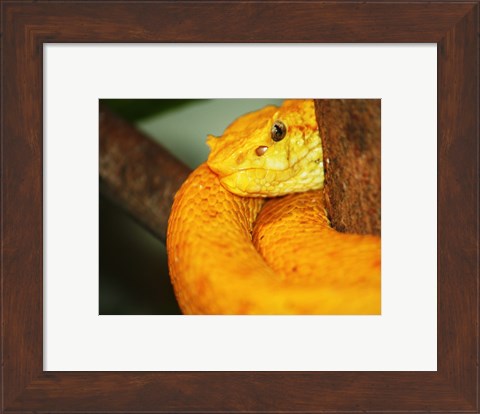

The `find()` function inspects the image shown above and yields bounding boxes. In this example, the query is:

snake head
[207,99,324,197]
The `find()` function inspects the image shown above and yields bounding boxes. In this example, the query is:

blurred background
[100,99,283,314]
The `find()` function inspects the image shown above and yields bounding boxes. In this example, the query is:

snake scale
[167,100,381,314]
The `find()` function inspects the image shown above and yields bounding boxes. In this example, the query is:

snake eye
[271,121,287,142]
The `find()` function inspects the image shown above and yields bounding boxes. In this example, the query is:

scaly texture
[253,191,380,313]
[167,99,381,314]
[207,100,324,196]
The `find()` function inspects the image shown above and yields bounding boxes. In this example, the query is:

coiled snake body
[167,100,381,314]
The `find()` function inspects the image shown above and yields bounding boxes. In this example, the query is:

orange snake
[167,100,381,314]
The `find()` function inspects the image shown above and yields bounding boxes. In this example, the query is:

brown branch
[99,105,191,243]
[315,99,381,236]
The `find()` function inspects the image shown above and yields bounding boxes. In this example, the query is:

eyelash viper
[166,99,381,314]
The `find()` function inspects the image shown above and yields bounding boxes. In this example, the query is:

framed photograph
[1,1,478,412]
[98,98,382,317]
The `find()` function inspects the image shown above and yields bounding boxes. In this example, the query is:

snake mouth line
[208,150,322,184]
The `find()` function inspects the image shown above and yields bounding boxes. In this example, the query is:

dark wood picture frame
[1,1,478,412]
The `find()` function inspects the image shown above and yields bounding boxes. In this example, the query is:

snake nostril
[256,146,268,156]
[236,152,246,164]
